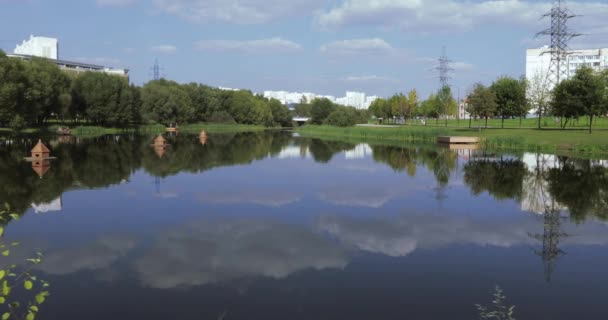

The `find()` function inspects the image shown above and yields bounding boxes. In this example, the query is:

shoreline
[295,125,608,157]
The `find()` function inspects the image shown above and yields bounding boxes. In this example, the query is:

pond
[1,131,607,319]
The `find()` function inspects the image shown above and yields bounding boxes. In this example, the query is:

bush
[324,107,358,127]
[208,111,236,124]
[9,115,26,132]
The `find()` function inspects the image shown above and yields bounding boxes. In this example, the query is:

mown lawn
[296,124,608,156]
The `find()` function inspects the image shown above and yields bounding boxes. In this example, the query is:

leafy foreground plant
[0,207,50,320]
[476,286,516,320]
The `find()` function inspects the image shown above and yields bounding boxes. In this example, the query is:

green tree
[369,98,391,120]
[467,83,497,128]
[294,103,312,117]
[420,94,440,124]
[436,85,456,127]
[324,106,359,127]
[490,76,528,128]
[310,98,336,124]
[389,93,407,122]
[72,72,138,126]
[552,67,606,133]
[268,98,292,127]
[527,70,552,129]
[21,57,71,125]
[406,89,418,123]
[0,51,28,126]
[141,79,195,125]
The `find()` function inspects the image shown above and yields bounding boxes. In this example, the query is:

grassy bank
[376,115,608,129]
[296,125,608,156]
[0,123,270,138]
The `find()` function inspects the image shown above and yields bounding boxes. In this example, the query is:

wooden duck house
[151,135,170,158]
[199,130,208,145]
[31,139,50,159]
[31,159,51,178]
[25,140,55,178]
[154,135,167,147]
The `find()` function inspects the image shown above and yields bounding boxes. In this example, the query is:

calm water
[1,131,608,319]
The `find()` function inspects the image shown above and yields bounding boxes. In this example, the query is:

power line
[535,0,581,86]
[151,58,164,81]
[434,46,453,88]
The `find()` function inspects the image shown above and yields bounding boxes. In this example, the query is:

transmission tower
[535,0,581,86]
[151,58,162,81]
[529,203,569,283]
[434,46,453,88]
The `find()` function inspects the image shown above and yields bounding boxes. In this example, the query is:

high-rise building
[14,35,58,59]
[9,35,128,78]
[526,46,608,91]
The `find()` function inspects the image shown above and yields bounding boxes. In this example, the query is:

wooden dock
[437,136,480,144]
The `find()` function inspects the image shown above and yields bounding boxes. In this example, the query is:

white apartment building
[9,35,128,78]
[263,90,378,109]
[526,46,608,91]
[15,35,58,59]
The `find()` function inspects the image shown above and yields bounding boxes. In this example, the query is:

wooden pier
[437,136,480,145]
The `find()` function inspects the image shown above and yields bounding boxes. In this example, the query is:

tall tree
[390,93,407,122]
[406,89,418,123]
[467,83,497,129]
[22,57,71,125]
[310,98,336,124]
[552,67,606,133]
[527,70,552,129]
[0,51,27,126]
[268,98,292,127]
[421,94,440,125]
[490,76,527,128]
[141,79,195,125]
[436,85,456,127]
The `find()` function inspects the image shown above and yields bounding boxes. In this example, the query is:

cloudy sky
[1,0,607,97]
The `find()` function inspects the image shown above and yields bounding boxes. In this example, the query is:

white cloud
[198,191,302,207]
[134,219,348,288]
[320,38,394,56]
[315,0,608,33]
[96,0,136,7]
[195,38,302,54]
[37,235,136,275]
[317,212,608,258]
[150,44,177,54]
[342,75,398,83]
[153,0,322,24]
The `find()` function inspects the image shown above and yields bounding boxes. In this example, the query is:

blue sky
[1,0,607,98]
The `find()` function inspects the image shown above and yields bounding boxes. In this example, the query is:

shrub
[9,115,26,132]
[208,111,236,124]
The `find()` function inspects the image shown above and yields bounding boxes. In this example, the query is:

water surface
[1,131,607,319]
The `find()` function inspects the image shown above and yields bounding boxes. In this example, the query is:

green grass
[138,123,269,134]
[0,123,271,138]
[296,124,608,156]
[383,115,608,129]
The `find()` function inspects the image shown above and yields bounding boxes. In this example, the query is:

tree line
[468,68,608,133]
[368,86,458,126]
[0,50,293,130]
[293,97,370,127]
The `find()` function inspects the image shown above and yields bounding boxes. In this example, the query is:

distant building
[344,144,373,160]
[8,35,128,78]
[458,98,471,120]
[263,90,378,109]
[31,197,62,214]
[526,46,608,91]
[15,35,58,59]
